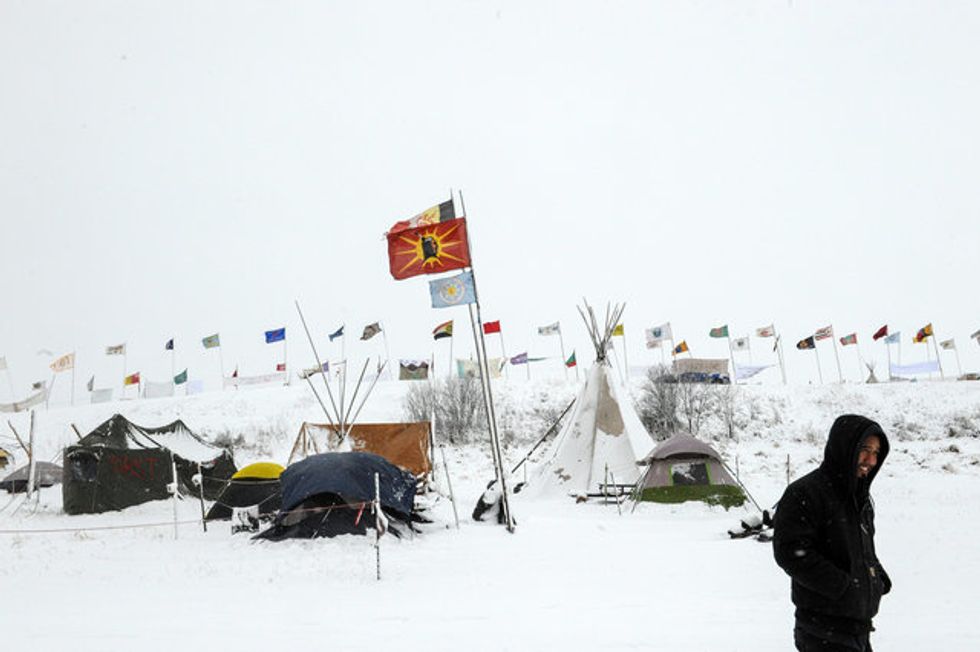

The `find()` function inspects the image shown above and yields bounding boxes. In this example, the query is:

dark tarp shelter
[62,414,236,515]
[205,461,283,521]
[1,461,63,493]
[256,452,417,541]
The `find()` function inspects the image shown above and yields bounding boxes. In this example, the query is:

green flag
[709,325,729,338]
[174,369,188,385]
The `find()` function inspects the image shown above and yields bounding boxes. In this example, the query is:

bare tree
[637,365,681,440]
[403,376,486,444]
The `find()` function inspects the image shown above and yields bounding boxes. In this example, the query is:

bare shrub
[403,376,487,445]
[636,365,680,439]
[676,380,713,437]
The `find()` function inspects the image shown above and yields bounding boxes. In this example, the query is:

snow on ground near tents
[1,379,979,650]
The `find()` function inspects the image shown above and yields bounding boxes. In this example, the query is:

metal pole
[931,335,945,380]
[439,444,460,529]
[830,329,844,383]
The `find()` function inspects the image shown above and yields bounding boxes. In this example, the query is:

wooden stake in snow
[169,452,180,540]
[374,472,382,581]
[26,410,36,500]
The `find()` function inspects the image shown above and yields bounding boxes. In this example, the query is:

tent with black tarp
[205,461,284,521]
[62,414,236,515]
[256,452,417,541]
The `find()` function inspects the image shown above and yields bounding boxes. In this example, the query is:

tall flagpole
[776,332,787,385]
[448,330,454,380]
[830,329,843,383]
[726,333,737,385]
[931,333,945,380]
[380,322,393,380]
[953,345,963,378]
[459,190,514,532]
[814,346,824,384]
[498,330,509,378]
[885,339,893,381]
[557,327,568,380]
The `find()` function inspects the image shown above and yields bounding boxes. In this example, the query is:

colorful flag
[265,327,286,344]
[388,199,456,234]
[814,326,834,341]
[611,324,625,337]
[49,352,75,373]
[565,352,577,368]
[939,339,955,351]
[884,331,901,345]
[105,343,126,356]
[538,322,560,336]
[755,324,775,338]
[840,333,858,346]
[360,323,382,341]
[483,320,501,335]
[86,375,94,392]
[387,217,471,280]
[433,320,453,340]
[329,325,345,342]
[399,360,430,380]
[276,363,287,372]
[673,340,689,356]
[165,338,174,351]
[174,369,188,385]
[709,325,729,339]
[872,325,888,341]
[202,333,221,349]
[645,323,672,347]
[123,371,140,386]
[510,352,529,365]
[429,270,476,308]
[731,336,750,351]
[796,336,816,350]
[299,362,329,379]
[913,323,934,343]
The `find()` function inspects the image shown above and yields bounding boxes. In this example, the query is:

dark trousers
[795,627,872,652]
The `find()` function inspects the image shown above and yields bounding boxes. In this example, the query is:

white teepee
[527,302,654,498]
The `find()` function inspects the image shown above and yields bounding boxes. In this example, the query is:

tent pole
[26,410,36,499]
[197,462,208,532]
[294,300,344,426]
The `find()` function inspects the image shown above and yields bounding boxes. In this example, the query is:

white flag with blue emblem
[645,322,672,348]
[429,270,476,309]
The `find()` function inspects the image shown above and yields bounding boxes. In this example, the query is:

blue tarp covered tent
[257,452,417,540]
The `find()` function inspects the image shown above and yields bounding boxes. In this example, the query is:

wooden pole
[170,452,180,540]
[26,410,36,499]
[295,300,344,425]
[7,420,30,455]
[197,462,208,532]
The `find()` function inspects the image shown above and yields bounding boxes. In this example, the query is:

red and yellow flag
[386,217,471,280]
[124,371,141,386]
[913,323,934,343]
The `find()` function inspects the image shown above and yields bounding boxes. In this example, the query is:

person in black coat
[773,414,891,652]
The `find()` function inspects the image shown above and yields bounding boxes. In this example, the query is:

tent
[288,421,431,477]
[526,303,654,499]
[205,461,284,521]
[1,461,62,493]
[256,452,417,540]
[62,414,236,515]
[636,434,746,508]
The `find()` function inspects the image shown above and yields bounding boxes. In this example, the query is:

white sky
[1,1,978,401]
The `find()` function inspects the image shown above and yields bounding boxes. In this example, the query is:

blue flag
[429,270,476,309]
[329,325,345,341]
[265,327,286,343]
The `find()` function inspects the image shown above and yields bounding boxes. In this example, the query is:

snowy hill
[2,378,978,650]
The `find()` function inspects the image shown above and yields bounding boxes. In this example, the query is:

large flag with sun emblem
[387,217,471,280]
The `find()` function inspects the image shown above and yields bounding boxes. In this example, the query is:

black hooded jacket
[773,415,892,638]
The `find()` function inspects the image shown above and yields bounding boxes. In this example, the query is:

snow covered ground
[1,378,978,650]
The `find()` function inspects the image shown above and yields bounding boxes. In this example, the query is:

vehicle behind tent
[636,434,746,508]
[62,414,236,514]
[205,461,284,522]
[1,461,62,493]
[256,452,418,541]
